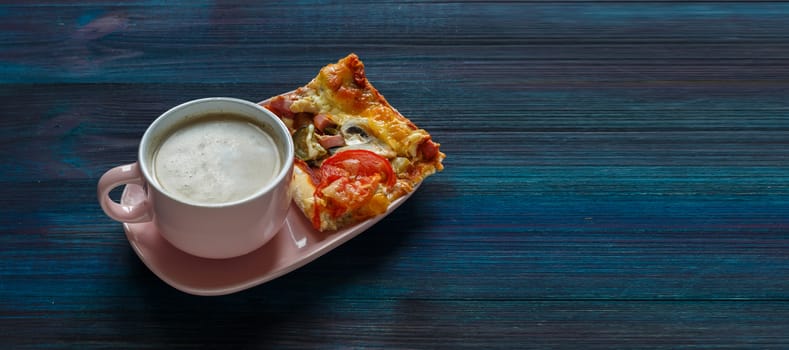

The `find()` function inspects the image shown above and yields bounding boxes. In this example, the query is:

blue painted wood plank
[2,1,789,348]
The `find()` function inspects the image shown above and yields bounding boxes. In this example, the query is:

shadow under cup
[137,98,294,259]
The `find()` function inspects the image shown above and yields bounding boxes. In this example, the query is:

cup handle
[97,162,152,223]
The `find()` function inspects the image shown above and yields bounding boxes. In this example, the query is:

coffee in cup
[151,113,282,205]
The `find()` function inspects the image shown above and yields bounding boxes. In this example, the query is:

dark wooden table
[2,1,789,348]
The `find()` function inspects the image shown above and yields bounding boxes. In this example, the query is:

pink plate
[121,183,416,296]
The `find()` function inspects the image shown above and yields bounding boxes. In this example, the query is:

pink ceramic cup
[97,97,294,259]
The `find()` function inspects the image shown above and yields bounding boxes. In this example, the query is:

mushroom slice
[335,119,396,158]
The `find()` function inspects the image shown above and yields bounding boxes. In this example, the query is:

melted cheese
[289,54,432,159]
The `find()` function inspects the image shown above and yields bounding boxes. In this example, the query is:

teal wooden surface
[2,1,789,348]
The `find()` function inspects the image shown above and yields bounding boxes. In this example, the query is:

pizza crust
[290,163,317,227]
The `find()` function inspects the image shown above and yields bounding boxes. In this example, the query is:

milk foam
[153,115,281,205]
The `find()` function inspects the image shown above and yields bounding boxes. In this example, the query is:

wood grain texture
[1,1,789,348]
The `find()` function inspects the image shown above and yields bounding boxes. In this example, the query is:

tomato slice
[321,175,380,218]
[318,149,396,188]
[312,150,396,227]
